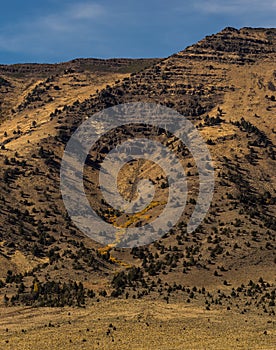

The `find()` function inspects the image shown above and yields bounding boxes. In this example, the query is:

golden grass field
[0,299,275,350]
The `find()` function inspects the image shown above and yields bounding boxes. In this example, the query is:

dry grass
[0,300,275,350]
[0,71,130,155]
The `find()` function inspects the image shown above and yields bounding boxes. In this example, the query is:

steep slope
[0,58,158,152]
[0,28,275,313]
[0,58,159,302]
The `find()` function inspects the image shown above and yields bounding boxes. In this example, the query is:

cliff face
[183,27,276,61]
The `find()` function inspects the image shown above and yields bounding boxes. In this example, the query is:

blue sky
[0,0,275,64]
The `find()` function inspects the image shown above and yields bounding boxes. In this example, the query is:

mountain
[0,27,275,320]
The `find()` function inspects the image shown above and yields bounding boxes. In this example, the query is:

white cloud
[69,3,105,20]
[40,14,71,32]
[193,0,276,15]
[39,2,107,32]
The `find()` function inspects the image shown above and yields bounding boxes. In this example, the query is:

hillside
[0,26,275,327]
